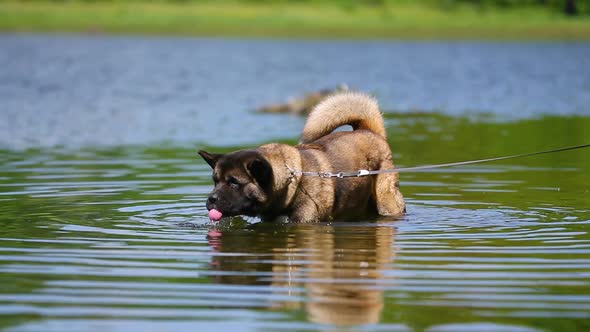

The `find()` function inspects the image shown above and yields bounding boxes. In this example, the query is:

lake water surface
[1,35,590,332]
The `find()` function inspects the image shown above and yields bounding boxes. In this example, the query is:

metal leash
[286,143,590,179]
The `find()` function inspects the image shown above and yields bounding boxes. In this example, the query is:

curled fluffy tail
[301,92,386,143]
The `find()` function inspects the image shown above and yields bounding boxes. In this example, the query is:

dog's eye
[228,177,240,189]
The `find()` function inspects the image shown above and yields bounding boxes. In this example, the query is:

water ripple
[1,135,590,331]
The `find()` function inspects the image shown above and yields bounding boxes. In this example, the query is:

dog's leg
[288,203,324,223]
[286,176,333,223]
[374,160,405,216]
[288,194,329,223]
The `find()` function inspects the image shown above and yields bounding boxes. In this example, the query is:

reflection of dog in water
[208,223,395,326]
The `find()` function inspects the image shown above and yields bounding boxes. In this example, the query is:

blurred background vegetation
[1,0,589,39]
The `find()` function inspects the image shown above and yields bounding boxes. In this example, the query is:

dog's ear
[247,158,273,189]
[198,150,223,169]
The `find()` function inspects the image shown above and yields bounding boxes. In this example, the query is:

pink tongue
[208,209,223,222]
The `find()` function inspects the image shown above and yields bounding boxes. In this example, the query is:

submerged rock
[257,84,349,115]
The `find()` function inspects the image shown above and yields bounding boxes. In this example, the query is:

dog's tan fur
[200,92,405,223]
[301,91,386,143]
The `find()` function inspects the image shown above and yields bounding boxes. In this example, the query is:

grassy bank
[1,1,589,40]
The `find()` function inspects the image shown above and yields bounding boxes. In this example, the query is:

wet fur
[199,92,405,223]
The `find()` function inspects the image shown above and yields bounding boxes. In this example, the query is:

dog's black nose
[207,194,218,205]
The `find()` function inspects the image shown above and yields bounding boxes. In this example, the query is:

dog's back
[300,92,386,144]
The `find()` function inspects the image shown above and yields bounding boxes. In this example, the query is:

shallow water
[1,35,590,331]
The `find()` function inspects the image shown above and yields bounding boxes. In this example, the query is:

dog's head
[198,149,274,218]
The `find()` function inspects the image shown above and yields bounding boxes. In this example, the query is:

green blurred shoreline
[1,1,590,40]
